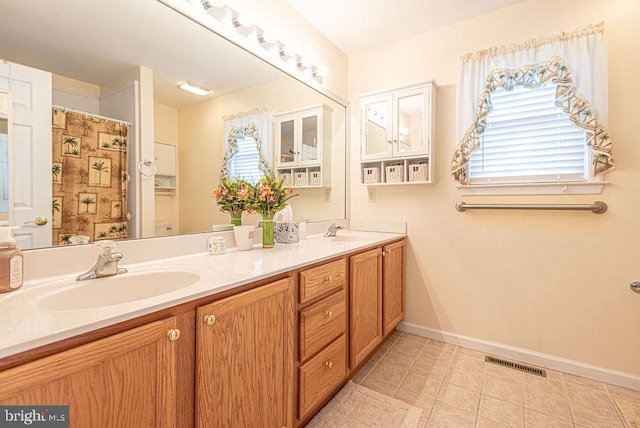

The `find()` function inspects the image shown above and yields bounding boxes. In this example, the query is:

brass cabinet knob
[167,329,181,341]
[325,310,333,318]
[204,315,216,326]
[325,361,333,369]
[325,276,333,283]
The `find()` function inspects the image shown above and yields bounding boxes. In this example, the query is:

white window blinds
[469,83,587,184]
[229,136,263,184]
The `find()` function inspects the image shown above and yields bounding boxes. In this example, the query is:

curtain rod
[52,105,133,126]
[455,201,607,214]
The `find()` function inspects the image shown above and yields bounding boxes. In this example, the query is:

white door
[0,62,52,249]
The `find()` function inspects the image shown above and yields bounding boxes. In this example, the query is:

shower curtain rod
[52,105,133,126]
[455,201,608,214]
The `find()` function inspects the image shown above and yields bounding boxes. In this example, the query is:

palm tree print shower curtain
[51,109,128,245]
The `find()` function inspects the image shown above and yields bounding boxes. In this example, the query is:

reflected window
[229,136,262,184]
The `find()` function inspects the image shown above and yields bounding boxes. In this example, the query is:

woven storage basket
[385,165,404,183]
[362,167,381,184]
[408,163,428,182]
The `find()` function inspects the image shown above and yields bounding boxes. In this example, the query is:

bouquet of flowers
[212,178,253,223]
[249,174,297,216]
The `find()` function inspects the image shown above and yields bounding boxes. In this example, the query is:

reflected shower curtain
[51,109,128,245]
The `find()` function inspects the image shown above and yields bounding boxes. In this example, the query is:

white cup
[233,226,255,251]
[208,236,226,255]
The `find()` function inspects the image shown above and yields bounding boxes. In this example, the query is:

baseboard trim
[398,322,640,392]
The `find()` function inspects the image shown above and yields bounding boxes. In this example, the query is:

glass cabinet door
[278,118,295,165]
[299,114,319,164]
[394,92,426,156]
[361,96,392,160]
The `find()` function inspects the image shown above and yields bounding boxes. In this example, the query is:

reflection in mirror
[220,114,273,184]
[0,93,7,220]
[365,100,390,156]
[397,94,424,153]
[0,1,346,250]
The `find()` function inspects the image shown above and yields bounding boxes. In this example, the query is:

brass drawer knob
[325,361,333,369]
[325,276,333,283]
[204,315,216,326]
[325,310,333,318]
[167,329,181,341]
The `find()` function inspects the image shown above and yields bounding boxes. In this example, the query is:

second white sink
[37,271,201,311]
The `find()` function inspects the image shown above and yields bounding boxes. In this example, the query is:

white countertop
[0,230,404,359]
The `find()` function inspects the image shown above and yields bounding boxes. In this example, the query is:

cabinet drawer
[299,290,345,361]
[298,334,347,419]
[299,259,345,304]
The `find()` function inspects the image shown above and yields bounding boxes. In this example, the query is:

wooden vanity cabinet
[297,258,348,422]
[0,317,181,428]
[195,277,295,428]
[349,239,405,369]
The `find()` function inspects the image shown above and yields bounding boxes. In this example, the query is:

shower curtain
[51,109,128,245]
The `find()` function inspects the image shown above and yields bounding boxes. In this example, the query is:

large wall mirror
[0,0,346,250]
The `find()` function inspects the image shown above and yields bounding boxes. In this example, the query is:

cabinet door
[276,114,297,167]
[0,317,180,427]
[383,240,405,335]
[298,110,320,165]
[196,278,295,428]
[349,247,383,368]
[154,142,177,176]
[360,94,393,160]
[394,86,430,158]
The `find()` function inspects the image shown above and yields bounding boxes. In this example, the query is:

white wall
[349,0,640,377]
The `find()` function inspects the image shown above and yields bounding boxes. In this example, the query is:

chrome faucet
[76,241,128,281]
[324,222,343,238]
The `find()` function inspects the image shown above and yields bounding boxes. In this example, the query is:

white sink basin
[329,234,368,242]
[37,271,200,311]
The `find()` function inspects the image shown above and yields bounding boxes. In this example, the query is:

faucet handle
[96,240,118,254]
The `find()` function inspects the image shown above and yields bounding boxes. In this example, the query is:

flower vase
[261,213,275,248]
[230,211,242,227]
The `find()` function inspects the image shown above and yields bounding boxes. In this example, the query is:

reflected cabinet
[275,104,333,188]
[359,81,436,185]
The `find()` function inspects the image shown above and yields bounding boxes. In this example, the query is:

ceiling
[285,0,528,55]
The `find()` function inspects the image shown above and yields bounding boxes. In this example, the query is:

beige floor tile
[478,395,524,427]
[351,369,368,385]
[456,347,487,360]
[383,347,420,368]
[367,360,409,388]
[425,339,458,353]
[483,377,524,406]
[607,384,640,404]
[394,388,436,412]
[542,369,564,380]
[561,373,606,391]
[400,370,443,398]
[524,376,564,396]
[437,382,481,413]
[524,409,573,427]
[613,396,640,427]
[485,363,525,385]
[361,376,399,396]
[450,353,486,373]
[427,401,477,428]
[564,382,624,427]
[393,337,427,358]
[412,357,450,380]
[524,389,572,422]
[476,416,512,427]
[445,367,485,393]
[419,345,456,365]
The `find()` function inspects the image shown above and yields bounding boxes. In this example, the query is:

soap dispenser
[0,225,23,292]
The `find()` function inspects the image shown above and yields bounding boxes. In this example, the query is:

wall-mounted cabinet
[154,142,176,194]
[359,82,436,185]
[275,104,332,188]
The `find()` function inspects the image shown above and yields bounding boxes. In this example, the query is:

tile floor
[350,332,640,427]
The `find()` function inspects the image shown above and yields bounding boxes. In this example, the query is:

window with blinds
[229,137,263,184]
[469,83,588,184]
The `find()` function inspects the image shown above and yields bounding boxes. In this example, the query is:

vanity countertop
[0,230,404,359]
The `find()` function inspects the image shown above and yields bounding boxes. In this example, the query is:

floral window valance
[451,55,614,184]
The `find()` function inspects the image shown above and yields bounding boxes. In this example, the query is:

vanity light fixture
[179,81,211,96]
[195,0,327,84]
